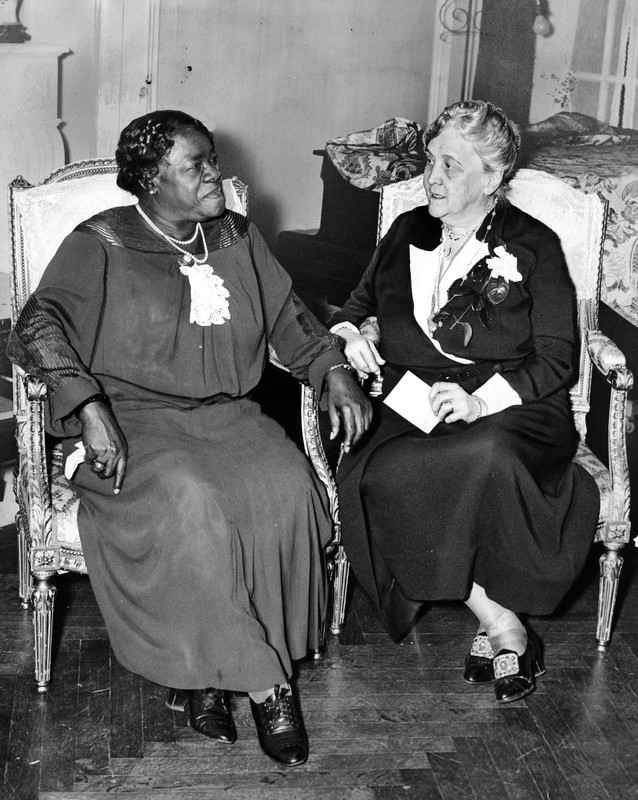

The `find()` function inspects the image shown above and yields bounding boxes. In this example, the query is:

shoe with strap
[250,685,308,766]
[493,627,546,704]
[463,631,495,684]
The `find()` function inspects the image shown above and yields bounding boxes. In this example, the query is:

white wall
[16,0,438,249]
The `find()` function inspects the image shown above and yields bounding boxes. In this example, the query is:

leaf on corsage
[472,294,486,312]
[479,302,497,330]
[460,321,473,345]
[448,278,475,298]
[485,276,510,304]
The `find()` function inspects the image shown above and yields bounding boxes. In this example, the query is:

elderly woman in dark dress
[8,109,371,765]
[329,100,599,704]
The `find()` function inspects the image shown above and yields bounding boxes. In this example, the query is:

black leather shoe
[184,688,237,744]
[250,685,308,766]
[463,632,495,684]
[165,687,188,712]
[493,628,546,704]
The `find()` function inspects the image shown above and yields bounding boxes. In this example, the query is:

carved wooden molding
[300,384,341,545]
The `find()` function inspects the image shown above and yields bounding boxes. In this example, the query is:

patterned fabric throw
[325,117,425,191]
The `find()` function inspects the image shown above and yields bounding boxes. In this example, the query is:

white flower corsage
[485,245,522,282]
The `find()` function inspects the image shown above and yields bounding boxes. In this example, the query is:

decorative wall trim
[0,43,68,299]
[95,0,161,157]
[428,0,483,123]
[428,1,454,122]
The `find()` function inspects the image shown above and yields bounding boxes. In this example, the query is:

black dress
[8,207,346,690]
[329,201,600,641]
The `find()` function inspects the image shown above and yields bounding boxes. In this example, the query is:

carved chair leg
[330,546,351,634]
[597,545,624,650]
[32,574,57,692]
[16,515,31,609]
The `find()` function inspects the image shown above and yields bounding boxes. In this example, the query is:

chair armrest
[586,330,633,539]
[266,349,342,547]
[14,374,55,561]
[301,383,341,547]
[587,330,633,391]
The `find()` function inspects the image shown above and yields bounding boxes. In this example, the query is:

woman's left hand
[429,381,481,424]
[325,367,373,452]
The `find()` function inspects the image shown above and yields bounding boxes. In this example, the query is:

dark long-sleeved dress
[329,201,600,641]
[8,206,347,691]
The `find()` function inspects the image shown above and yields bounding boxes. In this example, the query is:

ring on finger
[93,461,105,470]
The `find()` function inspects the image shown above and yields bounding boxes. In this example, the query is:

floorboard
[1,522,638,800]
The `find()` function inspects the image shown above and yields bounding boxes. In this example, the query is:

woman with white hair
[329,100,599,705]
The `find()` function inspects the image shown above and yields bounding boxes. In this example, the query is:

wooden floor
[1,522,638,800]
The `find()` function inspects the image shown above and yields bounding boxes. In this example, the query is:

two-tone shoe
[493,628,546,704]
[166,687,237,743]
[250,685,308,766]
[463,631,495,684]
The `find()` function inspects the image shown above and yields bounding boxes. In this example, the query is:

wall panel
[2,0,437,294]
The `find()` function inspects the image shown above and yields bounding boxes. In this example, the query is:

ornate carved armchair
[8,159,337,689]
[328,168,633,649]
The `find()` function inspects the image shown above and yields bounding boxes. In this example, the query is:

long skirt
[64,396,331,691]
[337,391,600,641]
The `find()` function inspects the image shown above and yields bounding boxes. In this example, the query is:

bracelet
[325,362,356,378]
[359,316,381,344]
[330,321,359,336]
[74,393,109,416]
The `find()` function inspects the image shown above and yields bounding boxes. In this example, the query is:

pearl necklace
[441,222,481,258]
[135,203,209,266]
[442,223,475,240]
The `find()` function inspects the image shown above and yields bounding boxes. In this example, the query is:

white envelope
[383,371,439,433]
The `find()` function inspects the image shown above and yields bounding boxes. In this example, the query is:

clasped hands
[79,400,128,494]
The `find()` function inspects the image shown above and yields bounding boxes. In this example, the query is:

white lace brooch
[179,261,231,326]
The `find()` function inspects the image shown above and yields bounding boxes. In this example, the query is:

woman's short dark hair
[116,110,215,196]
[425,100,521,186]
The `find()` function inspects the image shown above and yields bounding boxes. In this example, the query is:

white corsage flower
[485,245,522,282]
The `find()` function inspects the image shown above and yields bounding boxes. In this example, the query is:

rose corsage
[431,242,522,347]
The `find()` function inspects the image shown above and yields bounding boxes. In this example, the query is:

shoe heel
[528,630,546,677]
[165,687,189,712]
[533,652,546,677]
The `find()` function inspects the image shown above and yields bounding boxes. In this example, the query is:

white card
[383,370,439,433]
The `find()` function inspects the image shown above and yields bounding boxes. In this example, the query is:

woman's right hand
[79,401,128,494]
[338,328,386,381]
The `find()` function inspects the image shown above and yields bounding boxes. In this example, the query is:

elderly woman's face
[424,124,499,229]
[150,128,225,222]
